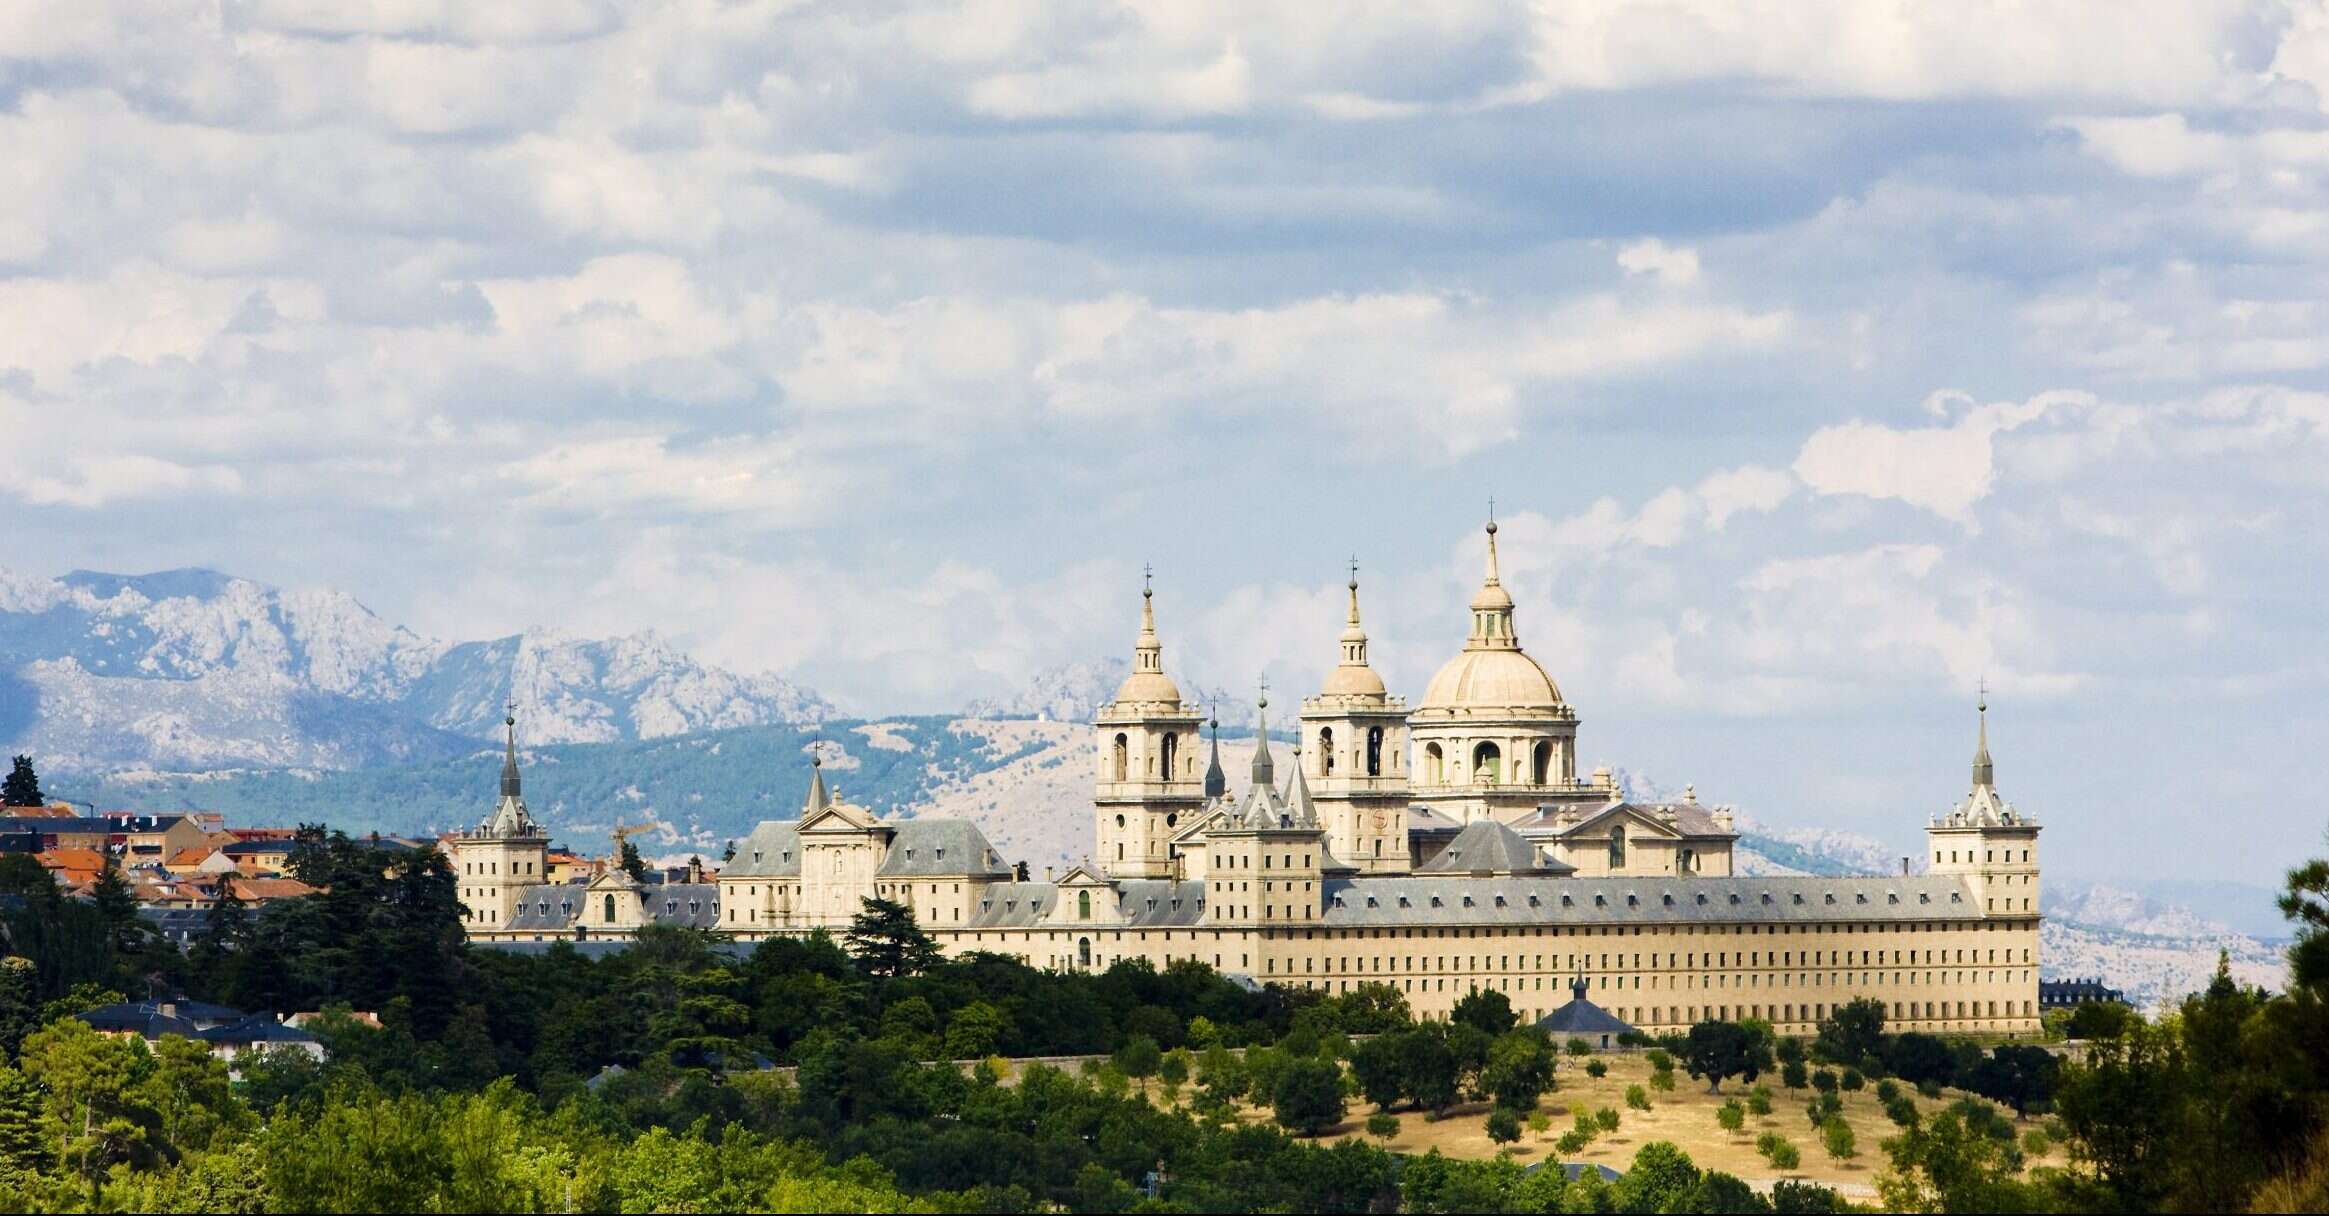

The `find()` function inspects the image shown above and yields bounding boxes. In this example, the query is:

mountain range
[9,565,2297,1009]
[0,567,829,774]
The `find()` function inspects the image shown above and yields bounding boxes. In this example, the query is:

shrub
[1840,1068,1864,1092]
[1810,1068,1838,1095]
[1595,1107,1620,1133]
[1626,1084,1651,1112]
[1526,1110,1551,1135]
[1717,1100,1746,1135]
[1487,1108,1523,1144]
[1649,1068,1676,1093]
[1646,1048,1675,1073]
[1782,1060,1809,1090]
[1585,1059,1608,1079]
[1748,1086,1774,1116]
[1366,1111,1399,1141]
[1556,1130,1590,1154]
[1884,1095,1921,1128]
[1874,1078,1900,1104]
[1916,1078,1943,1099]
[1566,1038,1593,1057]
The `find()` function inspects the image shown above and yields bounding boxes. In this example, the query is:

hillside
[0,566,829,772]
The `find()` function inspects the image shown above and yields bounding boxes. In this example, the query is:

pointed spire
[1203,708,1226,800]
[499,701,522,800]
[1467,515,1518,648]
[804,739,831,816]
[1250,678,1275,789]
[1135,563,1161,673]
[1285,742,1318,827]
[1972,681,1995,790]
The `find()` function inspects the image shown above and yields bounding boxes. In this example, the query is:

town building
[455,522,2045,1036]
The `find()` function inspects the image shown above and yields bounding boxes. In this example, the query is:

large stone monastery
[453,522,2043,1036]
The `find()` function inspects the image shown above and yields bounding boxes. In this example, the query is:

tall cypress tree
[1,756,41,807]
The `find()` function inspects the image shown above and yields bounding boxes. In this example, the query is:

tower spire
[1203,706,1226,800]
[1972,680,1994,790]
[805,725,831,815]
[1466,515,1518,649]
[1250,678,1274,789]
[1134,563,1161,674]
[499,700,521,799]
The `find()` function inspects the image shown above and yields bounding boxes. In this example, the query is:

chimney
[1901,856,1911,876]
[160,1002,177,1020]
[1043,865,1054,883]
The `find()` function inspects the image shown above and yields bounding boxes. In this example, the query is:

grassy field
[1308,1050,2058,1197]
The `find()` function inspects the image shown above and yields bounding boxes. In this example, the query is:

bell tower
[451,707,550,933]
[1094,570,1205,878]
[1299,561,1412,872]
[1927,692,2041,915]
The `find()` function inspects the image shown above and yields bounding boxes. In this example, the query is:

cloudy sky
[6,1,2329,886]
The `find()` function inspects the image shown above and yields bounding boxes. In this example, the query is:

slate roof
[1320,873,1979,927]
[0,816,109,835]
[722,820,802,878]
[78,998,246,1036]
[876,818,1012,877]
[1416,819,1575,875]
[1538,985,1637,1037]
[1405,805,1465,835]
[502,881,723,932]
[200,1013,320,1048]
[964,880,1058,927]
[1513,800,1734,839]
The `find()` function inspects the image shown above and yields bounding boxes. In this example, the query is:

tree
[618,838,647,882]
[1682,1020,1773,1093]
[0,1063,50,1176]
[1649,1067,1676,1093]
[1964,1044,2058,1117]
[1486,1108,1520,1145]
[1814,997,1885,1065]
[19,1018,160,1193]
[1841,1067,1865,1091]
[1691,1171,1773,1214]
[1113,1035,1162,1089]
[1365,1111,1398,1142]
[841,898,940,978]
[1480,1030,1554,1112]
[942,1000,1005,1059]
[2064,1001,2137,1041]
[1349,1032,1408,1110]
[89,853,148,961]
[1874,1105,2040,1213]
[1781,1059,1808,1089]
[1397,1026,1462,1114]
[1771,1179,1849,1213]
[2281,853,2329,991]
[1757,1132,1801,1171]
[1272,1056,1345,1136]
[0,957,38,1061]
[2,757,41,807]
[1584,1059,1607,1078]
[1615,1141,1701,1214]
[1717,1099,1746,1136]
[1810,1068,1838,1094]
[1820,1116,1856,1162]
[1594,1107,1619,1134]
[1748,1086,1774,1116]
[1450,988,1517,1036]
[1626,1084,1651,1112]
[1159,1048,1191,1092]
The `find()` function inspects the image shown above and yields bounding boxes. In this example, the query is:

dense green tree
[2063,1000,2137,1041]
[1450,988,1517,1036]
[842,898,942,979]
[1813,997,1886,1066]
[1690,1170,1773,1213]
[18,1018,162,1195]
[1770,1178,1849,1212]
[1485,1108,1520,1145]
[1272,1056,1345,1136]
[1614,1140,1701,1213]
[0,956,38,1062]
[1875,1105,2041,1213]
[1819,1116,1855,1162]
[1965,1044,2058,1117]
[2,756,41,807]
[2283,854,2329,991]
[0,1062,51,1177]
[1683,1019,1772,1093]
[1480,1028,1554,1112]
[617,838,647,882]
[1113,1034,1162,1088]
[1717,1099,1746,1136]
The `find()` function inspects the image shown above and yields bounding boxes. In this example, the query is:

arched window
[603,894,616,922]
[1115,814,1126,829]
[1319,727,1335,774]
[1366,727,1383,776]
[1161,733,1177,778]
[1424,742,1444,783]
[1112,733,1128,782]
[1078,890,1092,919]
[1533,740,1553,784]
[1078,937,1092,967]
[1609,826,1627,870]
[1678,847,1695,873]
[1472,741,1501,785]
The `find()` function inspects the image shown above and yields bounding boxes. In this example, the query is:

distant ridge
[0,565,831,774]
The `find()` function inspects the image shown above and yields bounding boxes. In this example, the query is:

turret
[1093,570,1205,878]
[452,708,550,933]
[1927,693,2041,916]
[1299,560,1412,871]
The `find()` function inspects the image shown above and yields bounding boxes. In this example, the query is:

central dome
[1112,667,1184,705]
[1419,647,1562,711]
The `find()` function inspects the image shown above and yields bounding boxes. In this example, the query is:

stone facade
[453,524,2044,1036]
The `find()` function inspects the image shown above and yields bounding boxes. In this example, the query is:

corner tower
[1299,562,1411,872]
[1927,694,2041,915]
[452,709,550,932]
[1408,517,1589,824]
[1094,573,1205,878]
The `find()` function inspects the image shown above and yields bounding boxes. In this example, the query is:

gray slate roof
[876,818,1011,877]
[721,820,802,877]
[962,878,1208,928]
[1514,800,1733,839]
[501,881,723,932]
[1538,988,1637,1037]
[1321,873,1978,927]
[1416,819,1575,875]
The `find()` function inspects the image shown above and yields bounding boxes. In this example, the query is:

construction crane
[606,821,654,877]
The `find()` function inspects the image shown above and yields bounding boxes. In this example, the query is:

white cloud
[1792,392,2075,523]
[1617,238,1701,285]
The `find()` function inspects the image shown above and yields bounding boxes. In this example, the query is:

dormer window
[781,850,792,862]
[1366,896,1380,908]
[1397,896,1412,909]
[1561,895,1574,907]
[1461,895,1475,908]
[1429,896,1444,908]
[1760,893,1774,904]
[1527,894,1541,907]
[1792,893,1805,905]
[1728,894,1742,905]
[1696,894,1708,905]
[905,848,915,860]
[1493,895,1506,907]
[752,851,762,863]
[1661,894,1674,906]
[1824,893,1837,905]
